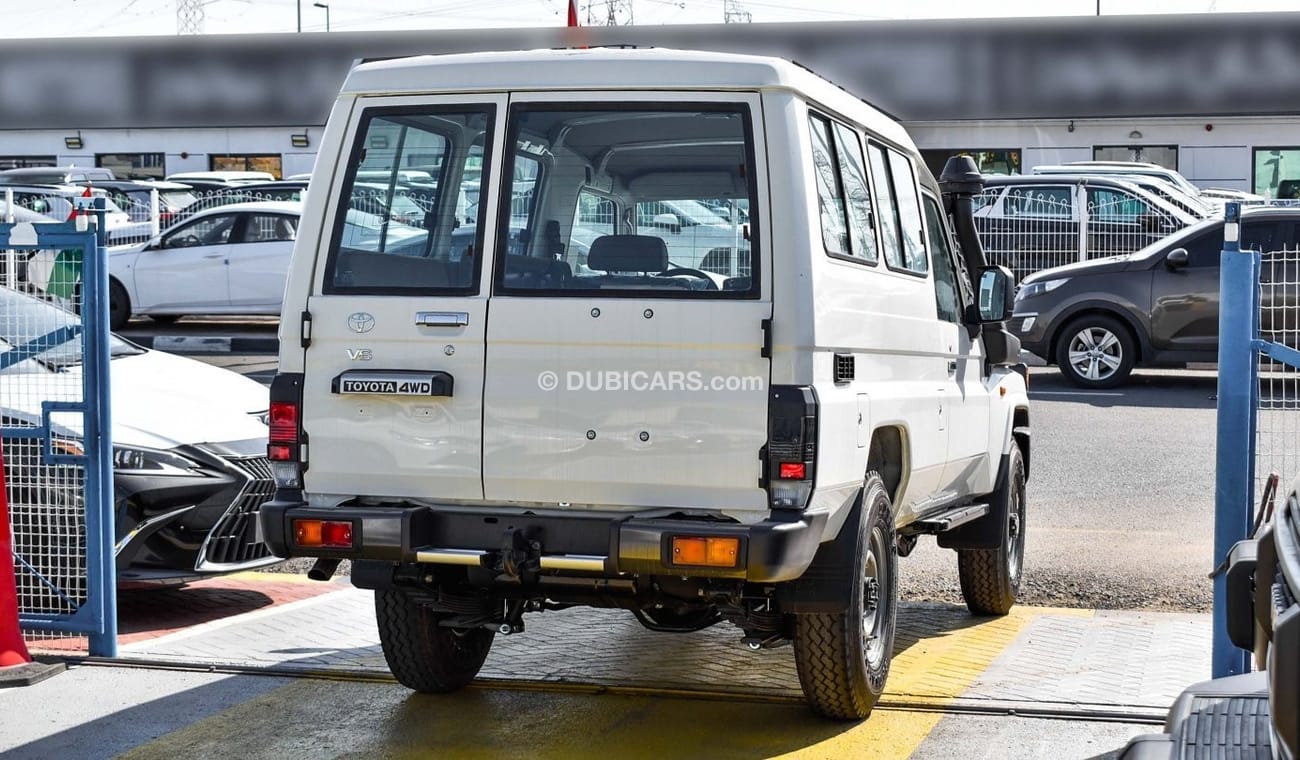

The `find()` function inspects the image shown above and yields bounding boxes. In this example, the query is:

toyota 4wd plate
[331,370,453,397]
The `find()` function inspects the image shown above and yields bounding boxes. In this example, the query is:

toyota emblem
[347,312,376,333]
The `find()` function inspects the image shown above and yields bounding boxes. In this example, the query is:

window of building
[0,156,55,170]
[209,154,283,179]
[921,149,1021,179]
[96,152,165,180]
[1254,148,1300,199]
[1092,145,1178,170]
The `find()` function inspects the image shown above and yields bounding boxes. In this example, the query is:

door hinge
[761,318,772,359]
[300,310,313,349]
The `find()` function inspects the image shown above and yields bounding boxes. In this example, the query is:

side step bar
[902,503,990,535]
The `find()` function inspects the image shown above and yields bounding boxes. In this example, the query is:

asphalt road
[167,318,1226,613]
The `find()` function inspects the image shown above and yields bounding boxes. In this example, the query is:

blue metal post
[85,199,117,657]
[1213,201,1255,677]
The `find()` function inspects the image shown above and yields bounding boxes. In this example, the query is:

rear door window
[495,103,757,297]
[324,106,495,294]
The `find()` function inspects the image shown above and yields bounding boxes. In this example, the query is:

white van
[260,48,1030,721]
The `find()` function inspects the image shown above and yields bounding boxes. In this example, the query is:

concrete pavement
[1,572,1212,759]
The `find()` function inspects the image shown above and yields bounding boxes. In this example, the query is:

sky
[1,0,1297,38]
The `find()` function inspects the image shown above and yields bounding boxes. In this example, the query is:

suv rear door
[480,94,771,511]
[298,96,505,500]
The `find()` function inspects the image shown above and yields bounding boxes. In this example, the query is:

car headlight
[112,445,206,477]
[1016,277,1069,302]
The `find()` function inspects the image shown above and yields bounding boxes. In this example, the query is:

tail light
[766,385,817,510]
[267,373,306,489]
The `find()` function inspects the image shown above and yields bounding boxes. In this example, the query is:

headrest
[587,235,668,273]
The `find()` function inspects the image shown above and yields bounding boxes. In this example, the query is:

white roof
[191,200,302,216]
[342,47,913,149]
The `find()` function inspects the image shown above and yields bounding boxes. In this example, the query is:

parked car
[1,287,280,609]
[1199,187,1266,202]
[82,180,198,224]
[973,174,1200,281]
[107,201,301,329]
[0,166,115,185]
[1032,160,1205,201]
[165,170,275,184]
[1011,206,1300,387]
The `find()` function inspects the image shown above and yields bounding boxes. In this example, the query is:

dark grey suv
[1011,207,1300,388]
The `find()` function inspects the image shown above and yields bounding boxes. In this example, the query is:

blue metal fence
[1213,199,1300,677]
[0,199,116,656]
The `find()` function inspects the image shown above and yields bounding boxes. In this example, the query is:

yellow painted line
[765,606,1093,759]
[119,607,1086,759]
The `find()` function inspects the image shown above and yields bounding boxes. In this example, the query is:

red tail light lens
[779,462,807,480]
[269,401,298,445]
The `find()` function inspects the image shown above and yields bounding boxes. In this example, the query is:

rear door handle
[415,311,470,327]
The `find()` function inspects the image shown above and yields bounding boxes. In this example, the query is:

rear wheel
[957,442,1027,616]
[792,472,898,720]
[374,588,494,693]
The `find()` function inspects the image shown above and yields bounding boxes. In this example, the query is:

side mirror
[1165,248,1189,269]
[652,213,681,234]
[977,266,1016,323]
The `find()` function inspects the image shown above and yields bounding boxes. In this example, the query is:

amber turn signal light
[294,519,354,549]
[671,536,740,568]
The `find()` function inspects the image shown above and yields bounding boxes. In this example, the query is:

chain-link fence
[1256,246,1300,506]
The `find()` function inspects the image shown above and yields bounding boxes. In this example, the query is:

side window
[570,190,616,266]
[808,114,850,257]
[866,144,903,268]
[325,106,494,294]
[243,214,298,243]
[1005,186,1073,217]
[885,148,929,274]
[1242,222,1284,254]
[924,195,962,324]
[833,123,878,264]
[1183,229,1226,268]
[1087,188,1149,224]
[164,213,237,248]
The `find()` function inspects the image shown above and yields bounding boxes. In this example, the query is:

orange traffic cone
[0,432,63,687]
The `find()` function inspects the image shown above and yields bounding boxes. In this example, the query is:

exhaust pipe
[308,557,341,581]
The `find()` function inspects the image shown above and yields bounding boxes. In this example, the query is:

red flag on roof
[567,0,578,27]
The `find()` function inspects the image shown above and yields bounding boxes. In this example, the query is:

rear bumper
[259,499,828,584]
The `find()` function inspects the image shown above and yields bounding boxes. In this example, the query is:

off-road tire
[792,472,898,720]
[1054,313,1136,389]
[958,442,1027,616]
[375,588,495,693]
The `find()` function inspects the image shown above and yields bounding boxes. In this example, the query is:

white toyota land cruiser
[259,48,1031,721]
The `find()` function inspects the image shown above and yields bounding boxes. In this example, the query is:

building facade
[3,13,1299,194]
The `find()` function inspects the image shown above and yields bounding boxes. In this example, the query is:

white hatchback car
[107,201,300,329]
